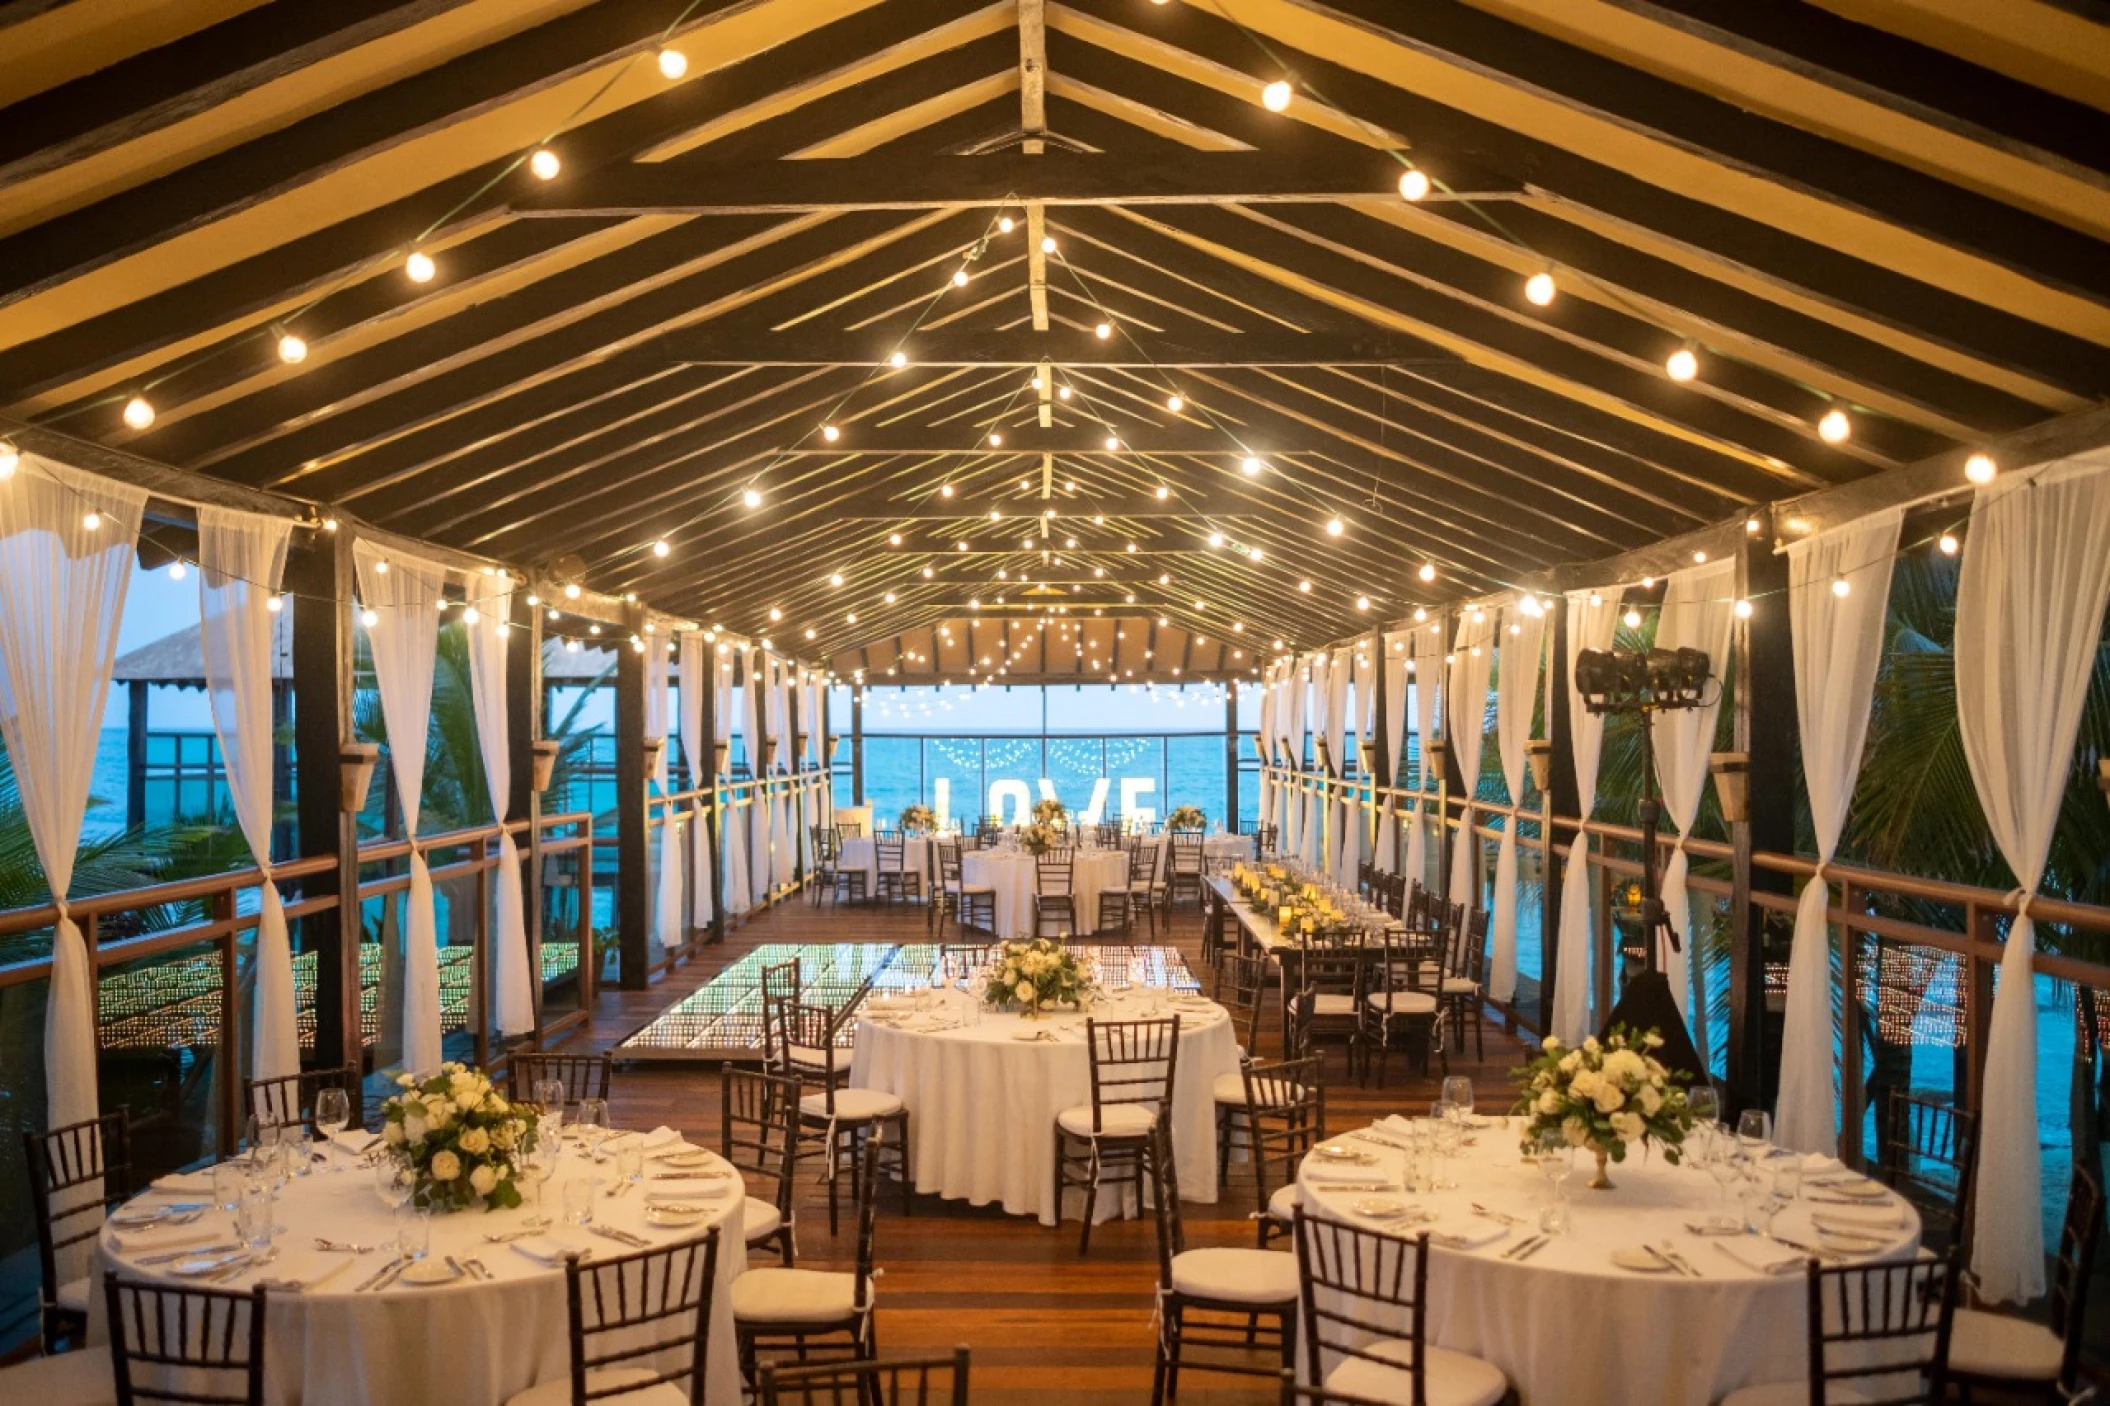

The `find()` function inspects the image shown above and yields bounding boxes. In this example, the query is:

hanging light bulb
[998,215,1015,234]
[1057,385,1073,401]
[1261,79,1293,111]
[742,488,762,508]
[657,47,688,79]
[122,395,155,430]
[988,431,1003,447]
[1413,607,1428,622]
[1040,234,1057,254]
[0,441,16,478]
[167,561,187,582]
[821,424,840,442]
[529,147,561,180]
[889,350,907,368]
[1398,167,1430,201]
[1208,531,1224,547]
[888,532,903,546]
[1249,548,1264,562]
[1325,517,1344,537]
[277,333,308,365]
[461,605,480,624]
[563,582,580,599]
[951,268,970,288]
[1938,532,1960,556]
[768,607,782,621]
[1831,576,1851,598]
[652,539,671,558]
[1418,563,1437,583]
[1298,579,1312,593]
[1733,598,1753,619]
[82,509,102,530]
[1817,406,1852,444]
[1108,435,1123,452]
[1524,269,1556,306]
[360,608,379,628]
[405,250,436,284]
[1357,596,1371,611]
[1964,452,1997,484]
[1165,393,1184,413]
[1622,608,1642,628]
[1094,322,1113,340]
[1241,456,1264,476]
[1665,343,1699,382]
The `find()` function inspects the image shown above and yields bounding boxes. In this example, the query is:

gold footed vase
[1589,1147,1614,1190]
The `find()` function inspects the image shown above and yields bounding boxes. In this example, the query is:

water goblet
[616,1139,644,1188]
[562,1177,597,1227]
[236,1182,276,1253]
[212,1162,246,1213]
[1441,1077,1475,1123]
[375,1159,413,1213]
[315,1088,351,1141]
[395,1205,431,1262]
[1428,1101,1460,1190]
[1687,1085,1719,1128]
[576,1098,609,1153]
[1704,1123,1744,1231]
[1534,1131,1573,1234]
[1737,1109,1774,1161]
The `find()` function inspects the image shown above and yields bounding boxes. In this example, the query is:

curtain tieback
[2007,888,2039,923]
[1809,861,1830,886]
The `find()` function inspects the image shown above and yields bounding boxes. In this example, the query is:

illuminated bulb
[1831,576,1851,598]
[1325,517,1344,536]
[1108,436,1123,452]
[988,509,1000,521]
[529,147,560,180]
[1412,607,1428,623]
[768,607,782,621]
[1298,579,1312,593]
[1040,235,1057,254]
[889,350,906,368]
[821,424,839,442]
[1746,516,1762,535]
[167,562,187,581]
[888,532,902,546]
[1666,345,1698,382]
[1817,407,1852,444]
[361,608,379,628]
[988,431,1003,446]
[1057,385,1072,401]
[1153,485,1168,500]
[563,582,580,599]
[1524,269,1556,306]
[998,215,1015,234]
[1094,322,1112,340]
[322,517,338,532]
[657,47,687,79]
[80,510,101,531]
[461,606,480,624]
[652,539,670,558]
[1964,452,1997,484]
[1418,563,1437,583]
[122,395,155,430]
[0,442,15,478]
[939,483,955,498]
[1250,548,1264,562]
[1395,166,1434,202]
[1692,550,1708,564]
[951,268,970,288]
[1938,533,1959,556]
[277,333,308,365]
[1166,394,1184,413]
[1208,531,1224,547]
[1733,598,1753,619]
[406,251,436,284]
[829,572,844,586]
[1241,456,1264,476]
[1623,609,1642,628]
[1587,593,1602,607]
[884,591,896,603]
[1261,79,1293,111]
[1357,596,1371,611]
[742,488,762,508]
[1127,543,1137,553]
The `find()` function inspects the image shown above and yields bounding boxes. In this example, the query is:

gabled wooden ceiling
[0,0,2103,679]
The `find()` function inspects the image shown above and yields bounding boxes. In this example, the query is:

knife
[1499,1234,1545,1261]
[1513,1235,1552,1262]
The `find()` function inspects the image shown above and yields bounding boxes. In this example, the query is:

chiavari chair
[735,1135,885,1387]
[1255,823,1280,861]
[1276,1373,1397,1406]
[1167,830,1207,917]
[1031,848,1077,939]
[243,1062,363,1136]
[1874,1089,1978,1260]
[104,1273,268,1406]
[1149,1124,1298,1404]
[874,832,922,906]
[1718,1252,1960,1406]
[721,1067,802,1266]
[1946,1169,2101,1402]
[774,999,912,1235]
[1440,909,1489,1061]
[1233,1055,1325,1248]
[1125,840,1162,938]
[1274,948,1370,1079]
[808,825,841,906]
[505,1231,721,1406]
[932,838,996,939]
[508,1052,614,1109]
[24,1109,132,1353]
[1359,932,1444,1086]
[1293,1209,1510,1405]
[759,1347,970,1406]
[1212,950,1270,1053]
[1053,1016,1181,1256]
[758,959,807,1076]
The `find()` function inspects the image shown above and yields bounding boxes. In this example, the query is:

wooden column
[1224,680,1240,828]
[851,683,866,805]
[1730,535,1797,1110]
[505,593,540,1037]
[288,528,360,1078]
[614,633,649,989]
[125,679,149,829]
[1541,602,1581,1036]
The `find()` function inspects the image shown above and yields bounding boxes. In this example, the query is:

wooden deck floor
[567,897,1530,1404]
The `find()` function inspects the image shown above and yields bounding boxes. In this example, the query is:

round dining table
[850,987,1241,1225]
[1295,1116,1922,1405]
[960,847,1131,938]
[91,1127,746,1406]
[837,834,932,899]
[1153,833,1253,872]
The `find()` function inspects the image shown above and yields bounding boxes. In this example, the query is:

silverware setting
[212,1248,277,1283]
[1500,1233,1547,1261]
[460,1256,492,1281]
[1470,1203,1525,1227]
[1652,1242,1702,1277]
[587,1224,651,1249]
[354,1257,410,1292]
[137,1240,240,1266]
[313,1237,374,1254]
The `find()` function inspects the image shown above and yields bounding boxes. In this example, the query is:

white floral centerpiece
[1167,805,1206,831]
[1020,820,1062,856]
[899,803,936,834]
[381,1062,538,1212]
[1032,797,1068,828]
[1510,1025,1694,1189]
[981,938,1094,1016]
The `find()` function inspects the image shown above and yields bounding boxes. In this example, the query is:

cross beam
[762,425,1317,456]
[648,327,1454,367]
[772,484,1278,519]
[512,150,1504,215]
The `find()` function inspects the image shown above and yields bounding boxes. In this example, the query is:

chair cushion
[55,1276,90,1313]
[1324,1339,1509,1406]
[1211,1072,1301,1107]
[946,883,995,895]
[743,1197,784,1244]
[1267,1182,1301,1222]
[799,1087,904,1121]
[506,1366,687,1406]
[1056,1102,1158,1138]
[1441,978,1481,995]
[1947,1307,2063,1381]
[0,1346,115,1405]
[1719,1384,1873,1406]
[1366,991,1439,1015]
[1169,1248,1298,1305]
[1310,994,1357,1017]
[787,1045,852,1074]
[731,1267,868,1325]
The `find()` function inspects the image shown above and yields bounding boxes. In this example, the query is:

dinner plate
[1352,1198,1407,1218]
[1829,1180,1889,1199]
[1314,1144,1375,1164]
[172,1254,246,1278]
[399,1258,462,1285]
[1816,1228,1889,1253]
[645,1204,710,1228]
[653,1150,714,1169]
[1610,1246,1677,1273]
[110,1206,172,1227]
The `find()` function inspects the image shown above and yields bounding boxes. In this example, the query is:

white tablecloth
[851,990,1239,1225]
[837,836,932,897]
[1153,834,1252,873]
[1296,1118,1921,1405]
[95,1132,745,1406]
[961,849,1131,937]
[832,806,873,837]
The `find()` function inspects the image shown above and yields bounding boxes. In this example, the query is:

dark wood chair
[721,1067,801,1266]
[758,1347,969,1406]
[1125,840,1162,938]
[1053,1016,1180,1256]
[735,1134,884,1388]
[873,833,922,906]
[1946,1169,2102,1402]
[1275,948,1370,1080]
[932,838,995,938]
[1719,1253,1960,1406]
[1277,1373,1396,1406]
[1230,1054,1325,1249]
[1293,1208,1510,1404]
[808,825,841,906]
[1874,1089,1978,1260]
[1360,935,1444,1086]
[774,999,911,1235]
[758,959,807,1076]
[242,1063,363,1135]
[1212,950,1270,1054]
[104,1272,267,1406]
[1439,909,1488,1061]
[1150,1124,1297,1405]
[1167,831,1206,918]
[1254,823,1280,861]
[25,1109,133,1352]
[1030,849,1077,938]
[508,1052,613,1109]
[504,1230,720,1406]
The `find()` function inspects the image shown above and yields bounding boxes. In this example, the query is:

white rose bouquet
[899,804,936,833]
[1020,821,1062,856]
[981,938,1094,1015]
[1166,805,1206,831]
[1031,797,1068,828]
[381,1062,537,1212]
[1510,1025,1693,1189]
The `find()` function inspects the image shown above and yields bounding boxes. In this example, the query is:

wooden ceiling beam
[647,326,1453,365]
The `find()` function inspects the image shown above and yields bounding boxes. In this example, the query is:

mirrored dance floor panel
[613,942,1203,1061]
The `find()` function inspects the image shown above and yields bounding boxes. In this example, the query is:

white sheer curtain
[1490,600,1546,1004]
[679,633,713,927]
[460,578,533,1038]
[1377,632,1410,869]
[744,650,770,902]
[1553,589,1623,1044]
[1776,510,1902,1155]
[1956,450,2110,1305]
[1286,656,1311,860]
[1446,612,1496,915]
[645,637,682,961]
[196,507,298,1074]
[1329,647,1355,882]
[1257,662,1279,837]
[768,659,794,891]
[1651,560,1735,1023]
[354,541,448,1074]
[1404,621,1443,890]
[0,456,147,1135]
[720,649,750,915]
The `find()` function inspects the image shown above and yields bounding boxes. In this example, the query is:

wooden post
[288,527,361,1078]
[1224,680,1240,829]
[125,679,149,830]
[1542,601,1580,1036]
[851,683,866,805]
[1729,536,1797,1110]
[614,633,649,989]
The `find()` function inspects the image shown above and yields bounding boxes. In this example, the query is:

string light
[998,215,1015,234]
[361,608,379,627]
[122,396,155,430]
[405,251,436,284]
[1241,456,1264,476]
[742,488,762,508]
[461,605,480,624]
[1040,235,1057,254]
[1261,79,1293,111]
[1094,322,1112,340]
[277,333,308,365]
[529,148,560,180]
[1524,269,1556,307]
[828,572,844,586]
[1938,532,1960,556]
[0,442,17,479]
[1207,531,1224,547]
[167,562,187,581]
[1057,385,1073,401]
[1413,607,1428,622]
[1298,579,1312,593]
[1166,393,1184,413]
[951,268,970,288]
[1398,168,1430,201]
[1817,406,1852,444]
[888,350,907,369]
[888,532,903,546]
[1666,344,1699,382]
[1733,598,1753,619]
[657,47,687,79]
[1356,596,1371,611]
[1831,576,1851,598]
[562,582,580,599]
[1623,608,1642,628]
[1965,452,1997,484]
[652,539,670,558]
[821,424,840,442]
[768,607,782,621]
[988,431,1003,446]
[1418,563,1437,583]
[1692,550,1708,564]
[1325,517,1344,536]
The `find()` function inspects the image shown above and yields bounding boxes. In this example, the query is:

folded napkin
[1427,1220,1507,1251]
[1812,1204,1906,1231]
[647,1181,732,1201]
[510,1236,589,1267]
[638,1126,684,1152]
[330,1129,382,1155]
[1377,1115,1420,1139]
[148,1170,218,1195]
[1714,1240,1806,1277]
[1303,1163,1395,1186]
[113,1228,219,1255]
[1800,1154,1845,1175]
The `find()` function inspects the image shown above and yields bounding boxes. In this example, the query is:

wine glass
[1441,1076,1475,1123]
[1428,1101,1460,1190]
[576,1098,609,1154]
[374,1158,413,1212]
[1534,1130,1572,1233]
[315,1088,351,1141]
[1704,1123,1744,1231]
[1737,1109,1773,1160]
[1687,1084,1719,1128]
